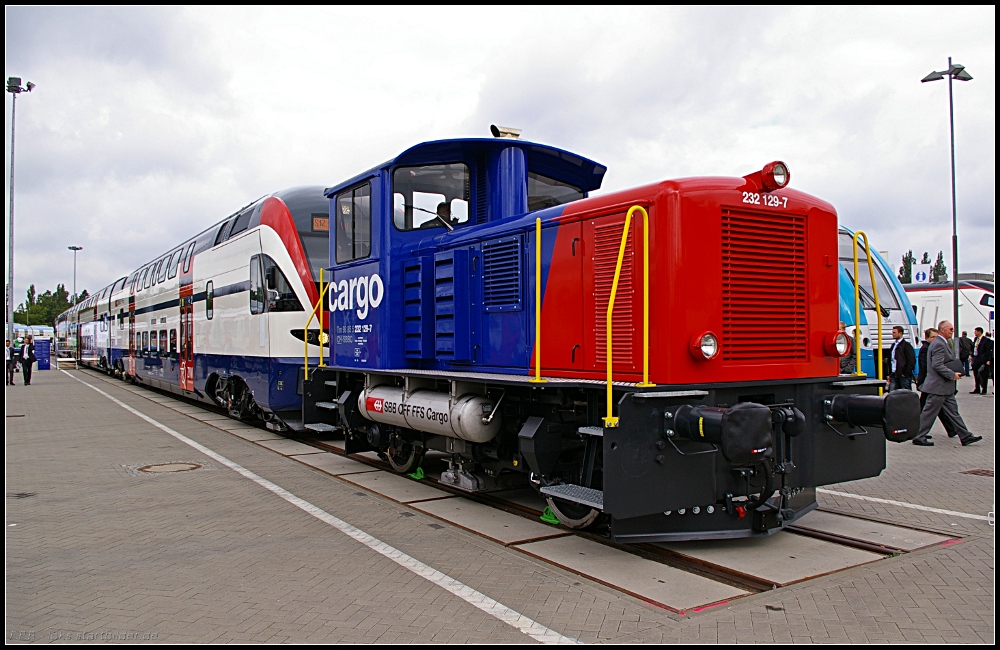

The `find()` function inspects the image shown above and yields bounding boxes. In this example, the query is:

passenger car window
[183,243,195,273]
[250,254,265,315]
[159,330,168,357]
[215,220,232,246]
[393,163,470,231]
[206,281,214,320]
[263,255,303,312]
[229,208,253,238]
[335,183,372,264]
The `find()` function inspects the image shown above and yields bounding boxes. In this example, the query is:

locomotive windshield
[277,187,330,279]
[393,163,470,231]
[838,232,900,311]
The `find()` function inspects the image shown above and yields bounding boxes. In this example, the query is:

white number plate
[742,192,787,208]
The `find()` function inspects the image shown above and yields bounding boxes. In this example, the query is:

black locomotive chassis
[604,378,886,542]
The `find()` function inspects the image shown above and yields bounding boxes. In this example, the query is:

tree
[898,250,916,284]
[932,252,948,283]
[920,252,931,264]
[12,283,76,327]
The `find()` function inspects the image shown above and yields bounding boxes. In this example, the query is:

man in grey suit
[911,320,983,447]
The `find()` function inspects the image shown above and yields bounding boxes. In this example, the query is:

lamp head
[25,81,35,92]
[921,71,944,83]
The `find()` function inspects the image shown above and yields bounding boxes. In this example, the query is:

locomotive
[57,132,922,542]
[301,133,922,542]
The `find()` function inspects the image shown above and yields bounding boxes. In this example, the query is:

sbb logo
[329,273,385,320]
[366,397,384,413]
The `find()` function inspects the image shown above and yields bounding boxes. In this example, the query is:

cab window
[335,183,372,264]
[528,172,584,211]
[393,163,469,231]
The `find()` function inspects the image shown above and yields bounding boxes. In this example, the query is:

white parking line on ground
[65,371,580,645]
[817,488,991,521]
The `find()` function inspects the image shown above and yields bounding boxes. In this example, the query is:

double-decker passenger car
[56,187,329,428]
[301,135,921,542]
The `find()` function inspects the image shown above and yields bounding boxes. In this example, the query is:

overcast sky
[4,6,995,306]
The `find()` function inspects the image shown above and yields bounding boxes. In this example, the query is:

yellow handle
[851,231,884,395]
[303,267,330,381]
[604,205,652,427]
[529,218,548,384]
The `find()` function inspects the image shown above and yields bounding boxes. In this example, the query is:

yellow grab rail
[529,217,547,384]
[303,267,330,381]
[604,205,652,428]
[851,231,884,395]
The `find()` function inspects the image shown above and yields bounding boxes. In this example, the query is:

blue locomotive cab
[323,138,606,372]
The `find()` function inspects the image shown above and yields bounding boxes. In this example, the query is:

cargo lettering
[330,273,384,320]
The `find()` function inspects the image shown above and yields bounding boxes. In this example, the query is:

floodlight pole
[69,246,83,305]
[922,58,972,353]
[6,77,33,342]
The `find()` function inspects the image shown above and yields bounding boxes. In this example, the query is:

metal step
[540,484,604,511]
[304,422,339,433]
[578,426,603,437]
[315,401,338,410]
[324,381,338,387]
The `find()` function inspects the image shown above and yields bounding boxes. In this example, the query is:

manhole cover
[8,492,36,499]
[137,462,202,474]
[960,468,994,477]
[6,414,25,418]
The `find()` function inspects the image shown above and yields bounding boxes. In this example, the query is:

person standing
[838,321,856,375]
[972,331,994,395]
[888,325,915,391]
[970,327,991,394]
[20,334,36,386]
[911,321,982,447]
[958,330,974,376]
[5,339,15,386]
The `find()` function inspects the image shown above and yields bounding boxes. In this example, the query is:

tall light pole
[922,58,972,352]
[6,76,35,342]
[68,246,83,304]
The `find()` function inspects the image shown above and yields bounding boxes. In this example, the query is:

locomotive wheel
[386,442,424,474]
[545,497,601,530]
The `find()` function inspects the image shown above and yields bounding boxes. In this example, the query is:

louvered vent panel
[593,222,634,366]
[483,237,522,311]
[721,209,808,362]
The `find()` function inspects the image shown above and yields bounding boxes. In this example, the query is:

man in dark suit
[911,321,981,446]
[971,331,993,395]
[888,325,915,391]
[972,327,993,395]
[20,334,36,386]
[958,331,974,376]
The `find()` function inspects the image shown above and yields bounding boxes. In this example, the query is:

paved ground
[5,369,994,643]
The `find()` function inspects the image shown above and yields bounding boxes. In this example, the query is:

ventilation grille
[721,209,808,362]
[483,237,522,311]
[476,155,488,224]
[593,221,634,366]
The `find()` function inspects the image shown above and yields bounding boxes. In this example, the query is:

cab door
[178,243,195,391]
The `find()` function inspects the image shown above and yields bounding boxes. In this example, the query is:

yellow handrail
[851,231,884,395]
[604,205,651,428]
[303,267,330,381]
[529,217,547,384]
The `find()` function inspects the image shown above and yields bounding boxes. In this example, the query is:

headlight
[690,332,720,360]
[761,161,790,191]
[825,332,852,357]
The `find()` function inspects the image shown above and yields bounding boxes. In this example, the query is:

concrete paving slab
[793,510,953,551]
[255,438,324,456]
[517,535,748,612]
[492,487,546,513]
[658,531,883,587]
[191,413,232,422]
[339,471,456,504]
[223,427,285,443]
[411,497,567,545]
[289,453,378,476]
